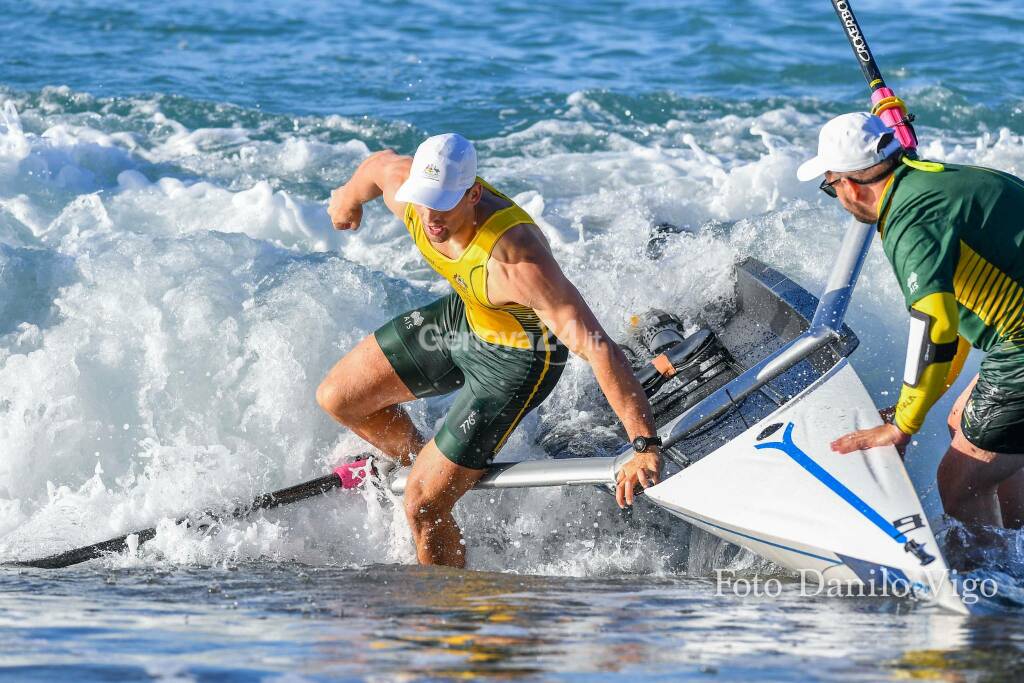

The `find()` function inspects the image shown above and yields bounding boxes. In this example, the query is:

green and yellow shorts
[962,340,1024,454]
[374,293,568,469]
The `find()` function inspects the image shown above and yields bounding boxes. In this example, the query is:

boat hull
[645,360,966,614]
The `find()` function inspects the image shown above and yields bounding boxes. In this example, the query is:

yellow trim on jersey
[876,158,944,236]
[954,241,1024,339]
[875,174,897,235]
[494,330,552,453]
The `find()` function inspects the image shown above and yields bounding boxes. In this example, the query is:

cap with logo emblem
[395,133,478,211]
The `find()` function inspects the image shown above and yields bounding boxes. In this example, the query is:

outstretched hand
[830,423,911,457]
[615,450,661,508]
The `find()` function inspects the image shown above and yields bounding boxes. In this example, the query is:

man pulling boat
[319,133,662,566]
[800,112,1024,529]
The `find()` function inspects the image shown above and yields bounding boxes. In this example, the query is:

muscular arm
[489,226,660,506]
[328,150,411,228]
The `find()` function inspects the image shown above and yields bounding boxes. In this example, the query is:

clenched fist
[328,187,363,231]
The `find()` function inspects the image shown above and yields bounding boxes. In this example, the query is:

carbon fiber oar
[829,0,919,150]
[8,461,373,569]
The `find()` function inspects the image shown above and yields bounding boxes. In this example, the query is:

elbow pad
[896,293,960,435]
[903,308,959,387]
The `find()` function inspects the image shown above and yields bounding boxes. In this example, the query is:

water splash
[1,87,1023,592]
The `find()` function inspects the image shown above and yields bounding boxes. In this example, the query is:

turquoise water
[2,0,1024,680]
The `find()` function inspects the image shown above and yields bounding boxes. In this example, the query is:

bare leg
[997,469,1024,529]
[319,334,487,565]
[402,440,486,567]
[946,375,977,438]
[937,375,1024,528]
[936,434,1016,527]
[316,334,425,465]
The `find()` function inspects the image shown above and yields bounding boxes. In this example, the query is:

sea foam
[0,88,1019,576]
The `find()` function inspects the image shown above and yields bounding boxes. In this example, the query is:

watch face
[633,436,647,452]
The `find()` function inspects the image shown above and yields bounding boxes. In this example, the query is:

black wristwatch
[631,435,663,453]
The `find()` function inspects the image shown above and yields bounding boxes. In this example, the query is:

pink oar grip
[333,459,370,490]
[871,87,917,151]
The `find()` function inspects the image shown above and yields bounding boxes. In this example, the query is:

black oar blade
[5,471,353,570]
[8,528,158,569]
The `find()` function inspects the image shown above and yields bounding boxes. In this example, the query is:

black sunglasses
[819,149,901,199]
[819,177,842,198]
[819,140,901,198]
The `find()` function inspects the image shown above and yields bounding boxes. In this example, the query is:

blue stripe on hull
[755,423,908,544]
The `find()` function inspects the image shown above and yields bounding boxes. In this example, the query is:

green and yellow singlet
[402,178,549,350]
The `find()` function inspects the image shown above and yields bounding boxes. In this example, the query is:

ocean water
[2,0,1024,680]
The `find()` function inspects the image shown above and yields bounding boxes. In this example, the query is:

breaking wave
[1,85,1023,601]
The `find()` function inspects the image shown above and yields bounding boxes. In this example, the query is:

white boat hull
[646,360,966,614]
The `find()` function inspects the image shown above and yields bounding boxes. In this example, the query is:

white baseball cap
[395,133,478,211]
[797,112,902,181]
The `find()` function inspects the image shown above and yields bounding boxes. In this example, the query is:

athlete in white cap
[319,134,662,565]
[800,113,1024,531]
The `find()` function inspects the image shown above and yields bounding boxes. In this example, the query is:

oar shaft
[10,470,351,569]
[231,473,343,517]
[830,0,884,87]
[11,454,621,569]
[389,457,619,494]
[829,0,918,151]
